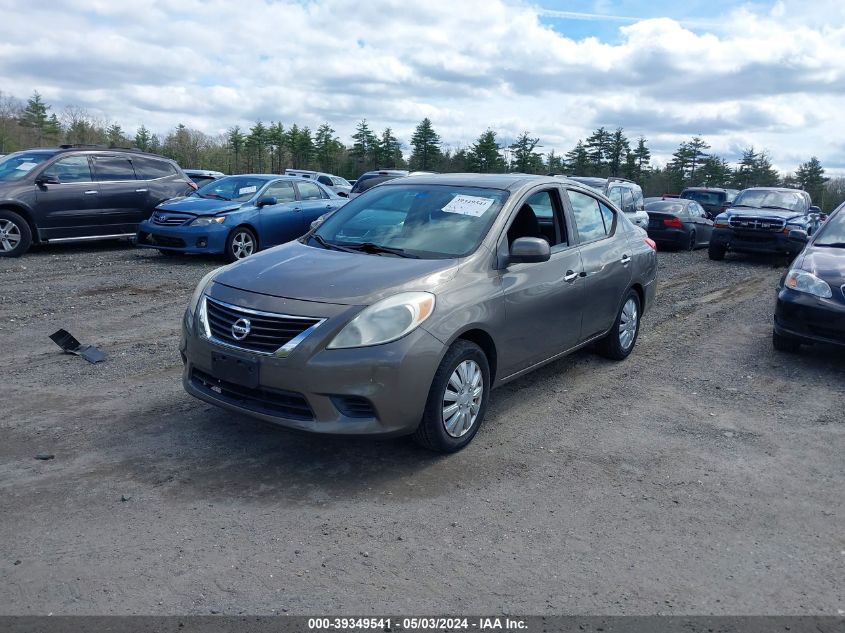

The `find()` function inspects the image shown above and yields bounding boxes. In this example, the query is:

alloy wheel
[442,359,483,438]
[0,219,22,253]
[619,298,638,350]
[231,231,255,259]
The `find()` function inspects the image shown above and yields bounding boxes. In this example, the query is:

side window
[507,189,566,247]
[42,156,92,183]
[297,181,325,200]
[599,202,616,233]
[608,187,623,209]
[567,190,608,243]
[264,180,296,203]
[92,156,137,181]
[133,156,177,180]
[317,175,333,186]
[621,189,635,213]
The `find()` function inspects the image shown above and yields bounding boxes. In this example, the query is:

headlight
[785,269,832,298]
[189,267,222,314]
[191,216,226,226]
[327,292,435,349]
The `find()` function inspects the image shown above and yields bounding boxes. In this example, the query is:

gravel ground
[0,240,843,615]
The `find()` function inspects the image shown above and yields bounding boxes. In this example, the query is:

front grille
[145,233,186,247]
[332,395,377,419]
[191,368,314,420]
[729,216,785,231]
[152,212,191,226]
[203,296,323,355]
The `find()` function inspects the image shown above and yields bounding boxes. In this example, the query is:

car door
[294,181,338,234]
[564,188,632,340]
[34,154,101,238]
[256,179,301,246]
[496,187,585,376]
[90,154,145,229]
[691,201,713,244]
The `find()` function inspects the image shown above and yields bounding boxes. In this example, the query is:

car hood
[726,207,805,222]
[156,197,243,216]
[211,240,461,305]
[797,245,845,286]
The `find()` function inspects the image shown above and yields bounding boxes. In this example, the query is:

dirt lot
[1,241,842,615]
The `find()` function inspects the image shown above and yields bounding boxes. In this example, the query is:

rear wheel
[225,226,257,262]
[413,340,490,453]
[708,241,726,260]
[0,210,32,258]
[772,330,801,352]
[596,289,641,360]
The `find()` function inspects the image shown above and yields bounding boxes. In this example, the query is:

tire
[708,241,726,261]
[0,210,33,258]
[772,330,801,352]
[596,289,641,360]
[687,230,696,251]
[413,340,490,453]
[225,226,258,262]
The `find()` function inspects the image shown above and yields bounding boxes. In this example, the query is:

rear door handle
[564,270,579,282]
[135,188,148,193]
[293,207,302,212]
[84,190,98,195]
[621,254,631,264]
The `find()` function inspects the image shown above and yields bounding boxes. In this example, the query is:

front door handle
[84,190,98,195]
[135,188,148,193]
[620,254,631,265]
[564,270,579,282]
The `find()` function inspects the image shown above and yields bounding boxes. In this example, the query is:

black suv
[679,187,738,218]
[0,145,193,257]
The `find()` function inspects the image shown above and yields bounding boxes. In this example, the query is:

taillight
[644,238,657,251]
[187,180,198,190]
[663,217,683,228]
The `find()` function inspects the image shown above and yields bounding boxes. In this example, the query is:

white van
[284,170,352,196]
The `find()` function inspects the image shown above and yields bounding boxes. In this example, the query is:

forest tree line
[1,91,840,210]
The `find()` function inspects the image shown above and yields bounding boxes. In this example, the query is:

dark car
[709,187,822,261]
[184,169,225,188]
[180,174,657,452]
[137,175,346,262]
[644,198,713,250]
[680,187,736,217]
[0,145,193,257]
[772,201,845,351]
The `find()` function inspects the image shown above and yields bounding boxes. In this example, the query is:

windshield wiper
[815,241,845,248]
[760,205,795,212]
[342,242,419,258]
[310,234,359,253]
[201,192,230,200]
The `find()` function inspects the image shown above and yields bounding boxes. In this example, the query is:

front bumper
[711,227,801,256]
[774,287,845,347]
[136,220,229,254]
[181,300,446,437]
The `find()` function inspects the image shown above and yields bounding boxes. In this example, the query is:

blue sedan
[136,175,347,261]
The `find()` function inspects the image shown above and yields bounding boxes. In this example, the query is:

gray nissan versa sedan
[181,174,658,452]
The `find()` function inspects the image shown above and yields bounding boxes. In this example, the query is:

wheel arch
[227,223,260,250]
[449,327,498,384]
[0,204,39,243]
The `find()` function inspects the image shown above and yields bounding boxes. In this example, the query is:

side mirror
[337,191,349,198]
[36,174,61,186]
[256,196,277,208]
[508,237,551,265]
[809,205,821,214]
[787,229,808,244]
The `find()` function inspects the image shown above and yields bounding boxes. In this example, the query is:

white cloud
[0,0,843,173]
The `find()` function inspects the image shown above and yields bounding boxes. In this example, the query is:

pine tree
[564,140,589,174]
[409,118,441,171]
[266,122,285,172]
[584,127,611,175]
[314,123,341,173]
[378,127,403,168]
[227,126,246,173]
[545,149,563,174]
[752,151,781,187]
[246,121,267,171]
[697,156,731,187]
[631,137,651,175]
[795,156,827,207]
[20,91,51,146]
[732,147,759,189]
[135,125,152,152]
[508,132,542,173]
[468,130,505,173]
[607,128,630,177]
[351,119,378,170]
[686,136,710,182]
[106,123,126,148]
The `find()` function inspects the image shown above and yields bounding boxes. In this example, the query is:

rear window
[133,156,178,180]
[681,190,725,206]
[351,174,400,194]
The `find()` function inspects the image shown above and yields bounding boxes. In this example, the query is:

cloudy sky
[2,0,844,174]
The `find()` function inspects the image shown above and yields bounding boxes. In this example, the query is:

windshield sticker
[238,185,257,195]
[16,162,37,172]
[442,194,495,217]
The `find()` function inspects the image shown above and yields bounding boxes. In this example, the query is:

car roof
[741,187,807,194]
[379,172,595,193]
[682,187,727,192]
[184,169,224,176]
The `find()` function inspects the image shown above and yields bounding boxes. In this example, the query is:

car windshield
[732,190,805,212]
[192,176,269,202]
[681,190,724,206]
[312,184,509,258]
[0,152,55,181]
[813,207,845,247]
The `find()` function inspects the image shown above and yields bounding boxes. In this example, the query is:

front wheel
[708,242,726,260]
[413,340,490,453]
[596,289,641,360]
[225,226,258,262]
[0,210,32,258]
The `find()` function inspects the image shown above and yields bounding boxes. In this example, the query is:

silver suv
[564,176,649,230]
